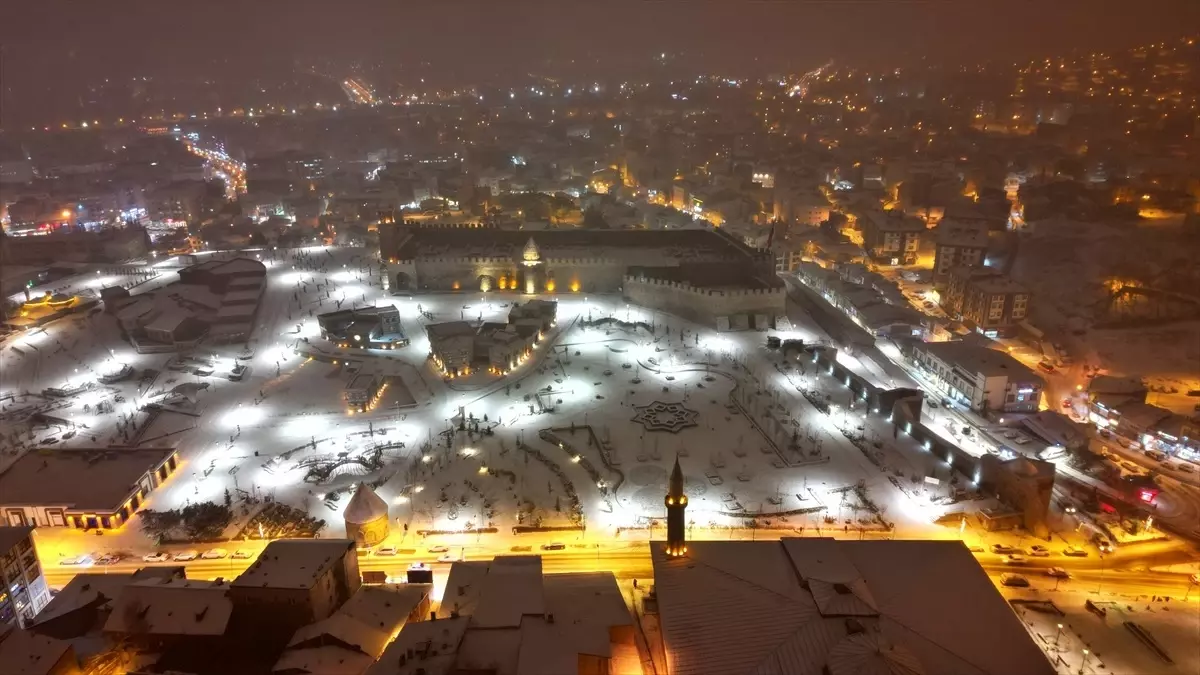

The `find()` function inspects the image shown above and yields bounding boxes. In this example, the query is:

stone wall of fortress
[622,276,785,329]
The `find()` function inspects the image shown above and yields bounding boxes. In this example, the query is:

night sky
[2,0,1198,124]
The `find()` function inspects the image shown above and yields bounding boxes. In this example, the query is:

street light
[1055,623,1064,647]
[1078,648,1090,675]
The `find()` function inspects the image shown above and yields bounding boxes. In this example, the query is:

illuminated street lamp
[1078,648,1090,674]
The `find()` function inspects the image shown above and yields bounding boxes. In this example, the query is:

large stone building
[0,526,50,629]
[380,222,784,329]
[941,267,1031,338]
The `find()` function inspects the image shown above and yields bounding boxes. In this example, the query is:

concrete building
[909,341,1045,415]
[0,527,51,629]
[318,306,407,350]
[942,267,1031,338]
[977,455,1056,539]
[343,483,390,548]
[648,538,1054,675]
[932,222,989,286]
[425,299,555,377]
[273,583,431,675]
[366,555,640,675]
[230,540,361,629]
[0,448,180,530]
[859,210,923,265]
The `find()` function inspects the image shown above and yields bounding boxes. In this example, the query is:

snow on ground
[4,245,975,551]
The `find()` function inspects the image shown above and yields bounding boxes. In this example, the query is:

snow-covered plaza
[1,246,969,551]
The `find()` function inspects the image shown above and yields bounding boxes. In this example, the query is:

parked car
[59,555,92,566]
[142,552,171,563]
[991,544,1014,554]
[1029,545,1050,557]
[1046,567,1072,579]
[437,551,456,563]
[541,542,567,551]
[427,545,449,553]
[172,550,199,562]
[231,549,252,560]
[1179,463,1196,474]
[1004,554,1027,564]
[1062,546,1089,558]
[201,548,227,560]
[1000,573,1030,588]
[95,554,122,565]
[375,546,398,556]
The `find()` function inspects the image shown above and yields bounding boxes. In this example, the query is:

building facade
[910,341,1045,415]
[932,222,989,286]
[942,267,1031,338]
[859,210,923,265]
[0,526,51,628]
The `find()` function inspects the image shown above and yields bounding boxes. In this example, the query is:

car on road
[966,545,985,553]
[1037,361,1056,374]
[1095,540,1114,554]
[436,552,456,563]
[1190,573,1200,585]
[1000,573,1030,588]
[95,554,122,565]
[375,546,398,556]
[142,552,171,563]
[172,551,199,562]
[1046,567,1072,579]
[1029,546,1050,557]
[59,555,92,566]
[1004,554,1027,564]
[541,542,567,551]
[201,549,227,560]
[231,550,252,560]
[1062,546,1088,557]
[1178,463,1196,474]
[991,544,1015,554]
[427,545,449,553]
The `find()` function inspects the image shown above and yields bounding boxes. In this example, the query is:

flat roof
[918,341,1044,383]
[0,448,175,512]
[650,538,1054,675]
[232,539,354,590]
[0,525,34,553]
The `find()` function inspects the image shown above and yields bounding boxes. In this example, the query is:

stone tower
[343,482,390,547]
[664,455,688,557]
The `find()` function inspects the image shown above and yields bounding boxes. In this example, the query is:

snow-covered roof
[145,310,188,335]
[343,482,389,525]
[104,578,232,636]
[233,540,355,591]
[364,616,470,675]
[650,538,1054,675]
[0,627,74,675]
[0,448,175,512]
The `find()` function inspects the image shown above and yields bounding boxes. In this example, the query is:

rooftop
[861,209,926,233]
[232,539,354,590]
[918,341,1044,384]
[0,627,75,675]
[0,448,175,512]
[936,223,990,248]
[0,525,34,552]
[650,538,1054,675]
[104,578,233,637]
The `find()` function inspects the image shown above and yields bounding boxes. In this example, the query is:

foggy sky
[2,0,1197,124]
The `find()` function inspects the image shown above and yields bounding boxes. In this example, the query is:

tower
[664,455,688,557]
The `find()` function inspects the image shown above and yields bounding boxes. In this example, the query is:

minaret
[665,455,688,557]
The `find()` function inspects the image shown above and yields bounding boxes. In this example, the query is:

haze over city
[0,2,1198,674]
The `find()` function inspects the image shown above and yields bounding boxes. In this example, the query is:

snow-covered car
[990,544,1015,554]
[1062,546,1088,557]
[1000,573,1029,588]
[1046,567,1071,579]
[1029,546,1050,557]
[1004,554,1027,564]
[59,555,92,566]
[95,554,122,565]
[142,552,171,563]
[375,546,398,556]
[172,550,199,562]
[541,542,566,551]
[231,549,253,560]
[437,552,456,563]
[201,549,227,560]
[427,545,449,553]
